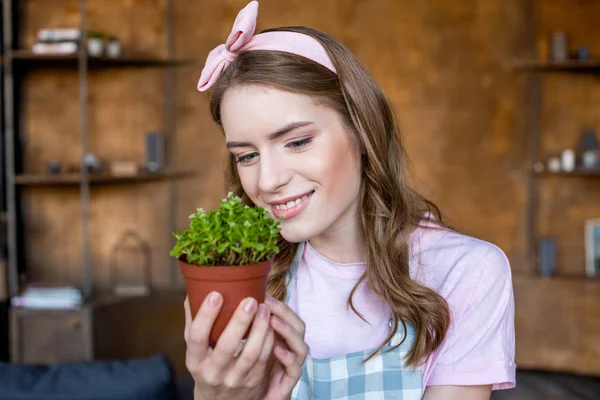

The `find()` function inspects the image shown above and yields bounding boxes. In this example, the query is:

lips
[270,191,313,220]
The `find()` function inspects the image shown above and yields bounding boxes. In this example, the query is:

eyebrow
[226,121,314,149]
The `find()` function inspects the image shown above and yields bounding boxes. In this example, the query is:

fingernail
[208,292,222,308]
[243,298,257,314]
[258,304,269,319]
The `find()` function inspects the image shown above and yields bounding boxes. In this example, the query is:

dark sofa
[0,354,181,400]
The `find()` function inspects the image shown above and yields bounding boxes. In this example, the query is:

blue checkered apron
[286,242,424,400]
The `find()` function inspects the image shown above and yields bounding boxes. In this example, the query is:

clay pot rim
[177,255,272,268]
[178,257,272,281]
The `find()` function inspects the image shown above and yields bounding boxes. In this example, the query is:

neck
[308,204,366,264]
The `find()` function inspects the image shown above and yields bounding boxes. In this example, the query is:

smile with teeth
[273,194,309,210]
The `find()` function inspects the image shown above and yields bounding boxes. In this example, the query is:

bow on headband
[197,1,336,92]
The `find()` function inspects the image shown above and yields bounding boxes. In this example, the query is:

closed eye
[287,138,313,151]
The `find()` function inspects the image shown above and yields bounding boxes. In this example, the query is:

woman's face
[220,85,363,243]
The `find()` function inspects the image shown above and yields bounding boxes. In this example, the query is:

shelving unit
[2,0,194,301]
[515,2,600,280]
[511,0,600,377]
[534,169,600,178]
[10,50,198,68]
[13,169,196,186]
[513,59,600,72]
[517,57,600,276]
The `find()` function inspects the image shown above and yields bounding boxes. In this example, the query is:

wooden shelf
[513,59,600,72]
[513,273,599,282]
[9,50,198,68]
[535,169,600,178]
[13,169,196,186]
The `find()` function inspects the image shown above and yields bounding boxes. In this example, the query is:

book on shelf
[10,284,83,309]
[37,28,81,42]
[32,28,81,55]
[32,41,78,55]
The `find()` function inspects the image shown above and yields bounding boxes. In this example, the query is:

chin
[279,222,317,244]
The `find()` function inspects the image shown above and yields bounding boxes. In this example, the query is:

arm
[423,385,492,400]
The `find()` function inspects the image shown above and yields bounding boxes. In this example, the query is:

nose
[258,152,292,193]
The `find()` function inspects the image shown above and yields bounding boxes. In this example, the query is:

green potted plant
[170,193,282,345]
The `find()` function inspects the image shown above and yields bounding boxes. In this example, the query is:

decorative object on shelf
[538,237,556,277]
[550,31,569,62]
[109,230,151,297]
[46,161,62,175]
[82,152,103,174]
[87,31,119,57]
[533,161,545,173]
[170,193,282,345]
[109,160,138,176]
[576,46,590,61]
[145,132,165,172]
[561,149,576,172]
[581,151,598,170]
[585,218,600,278]
[87,33,104,57]
[578,129,599,170]
[547,156,561,173]
[106,38,122,58]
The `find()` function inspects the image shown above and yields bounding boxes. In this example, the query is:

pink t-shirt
[288,222,516,390]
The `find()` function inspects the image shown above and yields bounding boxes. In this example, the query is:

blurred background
[0,0,599,399]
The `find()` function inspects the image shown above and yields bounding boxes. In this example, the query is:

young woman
[183,2,516,399]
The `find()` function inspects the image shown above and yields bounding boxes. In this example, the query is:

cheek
[237,167,261,203]
[319,138,362,195]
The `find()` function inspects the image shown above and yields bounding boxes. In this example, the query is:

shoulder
[412,222,516,389]
[409,222,512,303]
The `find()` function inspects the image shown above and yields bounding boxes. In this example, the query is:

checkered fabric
[286,242,424,400]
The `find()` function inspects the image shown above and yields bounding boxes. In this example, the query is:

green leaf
[169,195,281,267]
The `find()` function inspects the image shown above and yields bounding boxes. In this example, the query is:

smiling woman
[219,86,362,245]
[182,2,516,400]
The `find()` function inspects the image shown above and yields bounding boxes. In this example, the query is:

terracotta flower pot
[179,258,271,346]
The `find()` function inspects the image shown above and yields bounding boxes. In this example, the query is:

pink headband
[197,1,336,92]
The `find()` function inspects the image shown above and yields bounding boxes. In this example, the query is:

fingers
[274,343,301,369]
[273,343,304,389]
[184,296,192,343]
[270,315,309,362]
[225,303,273,385]
[265,295,306,337]
[185,291,223,373]
[211,297,258,371]
[259,328,275,363]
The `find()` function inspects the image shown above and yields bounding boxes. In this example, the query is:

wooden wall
[16,0,600,376]
[20,0,532,289]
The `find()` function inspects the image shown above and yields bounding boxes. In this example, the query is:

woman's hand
[184,292,275,400]
[262,295,309,400]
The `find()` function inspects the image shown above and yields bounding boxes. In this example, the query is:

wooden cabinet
[8,291,188,375]
[514,275,600,375]
[10,306,93,364]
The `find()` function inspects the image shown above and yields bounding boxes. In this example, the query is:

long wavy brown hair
[207,26,451,368]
